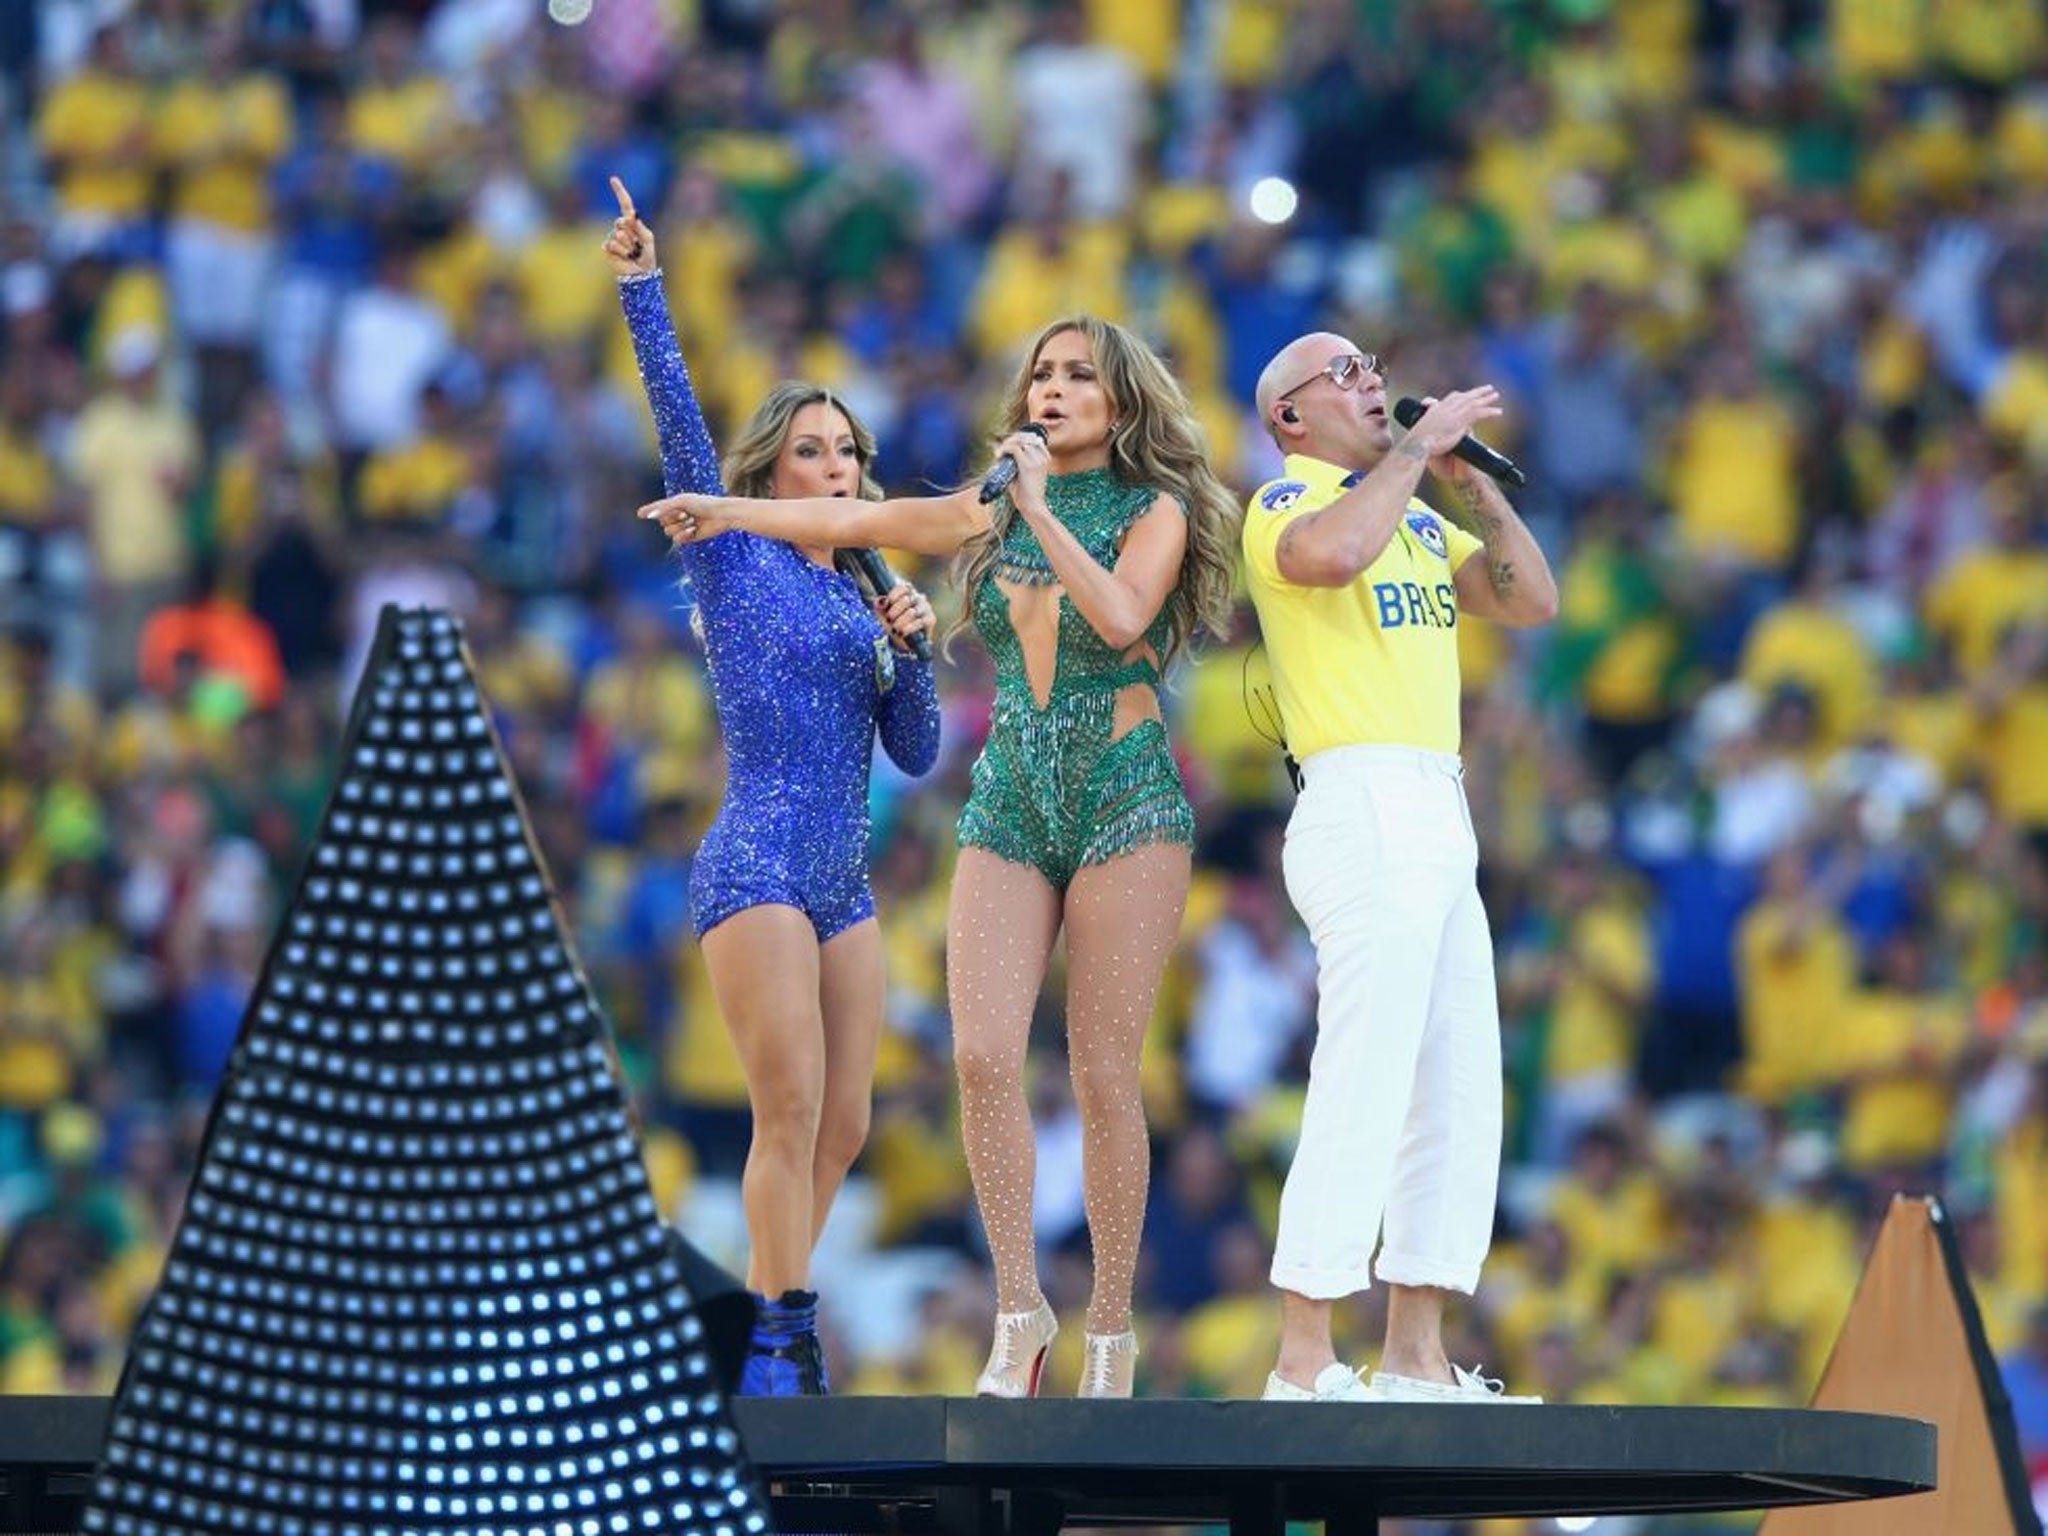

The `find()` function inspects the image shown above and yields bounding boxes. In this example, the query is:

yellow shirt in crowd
[1829,0,1929,85]
[0,424,55,525]
[1736,898,1858,1105]
[1982,349,2048,462]
[1922,544,2048,679]
[1981,678,2048,831]
[35,68,153,222]
[1241,454,1483,760]
[1545,898,1656,1081]
[1738,602,1877,754]
[516,221,619,346]
[1666,393,1801,571]
[70,394,199,588]
[347,74,455,172]
[1932,0,2048,82]
[1834,987,1969,1171]
[970,221,1131,358]
[357,434,470,525]
[153,74,294,233]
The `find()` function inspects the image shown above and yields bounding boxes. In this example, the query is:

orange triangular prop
[1760,1194,2040,1535]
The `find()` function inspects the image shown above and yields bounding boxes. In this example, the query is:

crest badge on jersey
[1405,510,1448,560]
[1260,480,1309,513]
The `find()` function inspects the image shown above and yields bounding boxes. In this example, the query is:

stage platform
[0,1393,1932,1534]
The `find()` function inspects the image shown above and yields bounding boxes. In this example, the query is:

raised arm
[643,486,991,558]
[1275,388,1501,588]
[607,176,724,498]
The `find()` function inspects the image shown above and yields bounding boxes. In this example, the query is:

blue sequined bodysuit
[956,469,1195,890]
[618,274,939,940]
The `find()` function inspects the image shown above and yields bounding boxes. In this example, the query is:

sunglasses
[1277,351,1382,402]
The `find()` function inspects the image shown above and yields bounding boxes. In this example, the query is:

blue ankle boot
[738,1289,829,1396]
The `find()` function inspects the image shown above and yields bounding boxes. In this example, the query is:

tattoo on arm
[1449,479,1516,598]
[1447,479,1493,532]
[1276,516,1306,569]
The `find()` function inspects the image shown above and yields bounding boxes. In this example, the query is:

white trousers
[1271,745,1503,1301]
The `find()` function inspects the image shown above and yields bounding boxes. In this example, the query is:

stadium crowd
[2,0,2048,1519]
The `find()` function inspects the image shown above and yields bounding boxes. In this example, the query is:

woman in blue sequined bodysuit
[643,315,1240,1398]
[604,180,941,1397]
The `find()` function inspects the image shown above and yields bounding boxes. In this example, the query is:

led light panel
[83,607,770,1536]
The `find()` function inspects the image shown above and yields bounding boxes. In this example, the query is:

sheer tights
[948,841,1189,1334]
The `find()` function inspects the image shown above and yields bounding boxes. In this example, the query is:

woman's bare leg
[814,917,886,1241]
[701,904,826,1295]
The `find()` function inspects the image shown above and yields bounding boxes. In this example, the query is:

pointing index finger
[609,175,636,223]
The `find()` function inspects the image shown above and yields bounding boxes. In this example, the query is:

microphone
[1391,397,1528,488]
[844,547,932,662]
[977,421,1049,505]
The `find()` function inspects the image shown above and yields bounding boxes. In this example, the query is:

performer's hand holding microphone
[979,422,1048,504]
[1391,393,1527,487]
[844,548,934,662]
[852,418,1057,656]
[849,421,1052,661]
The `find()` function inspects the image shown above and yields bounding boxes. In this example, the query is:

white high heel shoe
[1078,1330,1137,1398]
[975,1301,1058,1398]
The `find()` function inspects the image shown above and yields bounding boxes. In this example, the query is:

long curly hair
[953,316,1239,668]
[721,381,883,502]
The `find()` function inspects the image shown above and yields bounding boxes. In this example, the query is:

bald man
[1241,333,1558,1403]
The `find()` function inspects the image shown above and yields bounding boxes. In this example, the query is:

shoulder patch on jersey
[1259,480,1309,512]
[1405,510,1448,559]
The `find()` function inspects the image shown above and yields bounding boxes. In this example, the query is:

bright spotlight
[1557,1519,1598,1533]
[1249,176,1299,225]
[548,0,594,24]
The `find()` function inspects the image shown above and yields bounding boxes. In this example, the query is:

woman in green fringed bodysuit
[644,316,1240,1399]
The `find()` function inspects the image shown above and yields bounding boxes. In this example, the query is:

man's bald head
[1254,331,1392,469]
[1254,332,1352,441]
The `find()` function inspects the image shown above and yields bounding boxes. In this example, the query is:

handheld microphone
[1391,397,1528,488]
[844,547,932,662]
[977,422,1049,505]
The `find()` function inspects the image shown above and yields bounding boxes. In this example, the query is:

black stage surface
[0,1393,1934,1535]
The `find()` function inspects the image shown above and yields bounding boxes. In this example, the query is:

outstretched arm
[607,176,724,499]
[643,485,991,558]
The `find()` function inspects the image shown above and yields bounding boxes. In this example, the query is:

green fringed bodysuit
[957,468,1195,889]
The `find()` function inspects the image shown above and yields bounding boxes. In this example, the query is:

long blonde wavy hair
[721,381,884,502]
[954,316,1239,668]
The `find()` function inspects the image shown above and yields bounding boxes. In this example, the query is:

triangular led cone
[81,606,771,1536]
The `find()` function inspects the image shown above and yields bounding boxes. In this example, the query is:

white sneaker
[1368,1363,1541,1404]
[1261,1362,1373,1402]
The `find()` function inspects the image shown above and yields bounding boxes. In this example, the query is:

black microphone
[1391,396,1528,488]
[844,547,932,662]
[977,421,1049,504]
